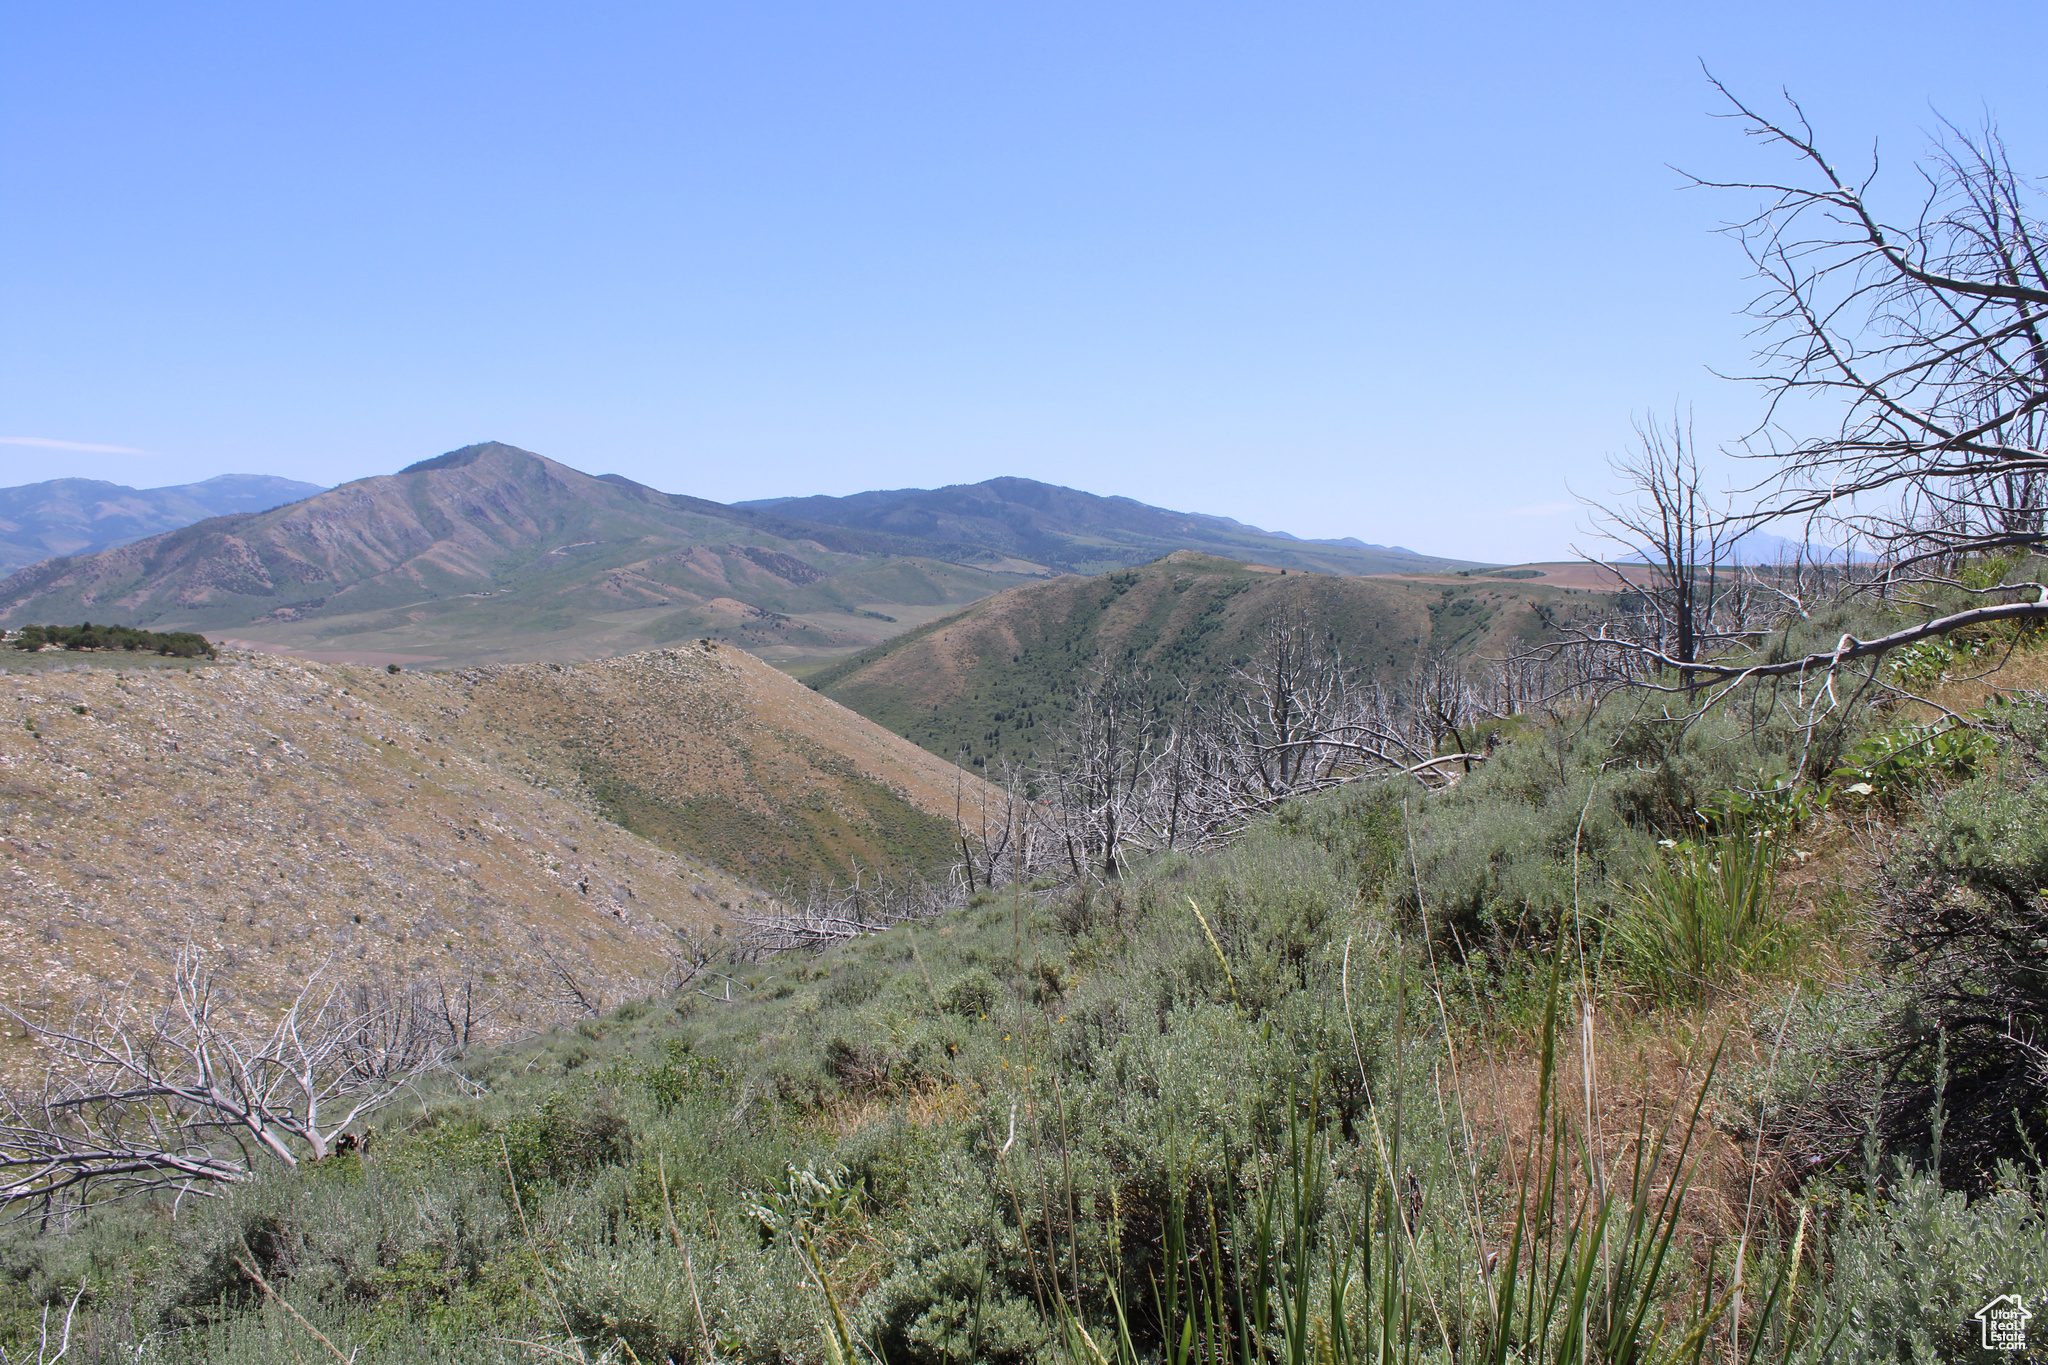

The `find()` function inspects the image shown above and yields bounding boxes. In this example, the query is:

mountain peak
[397,441,540,475]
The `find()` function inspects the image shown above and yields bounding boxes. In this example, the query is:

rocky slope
[0,642,984,1039]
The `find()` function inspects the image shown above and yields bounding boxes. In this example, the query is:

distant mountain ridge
[0,473,325,573]
[739,477,1465,575]
[0,443,1038,667]
[0,445,1478,670]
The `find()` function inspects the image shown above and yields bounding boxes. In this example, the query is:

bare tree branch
[1689,77,2048,566]
[0,949,450,1215]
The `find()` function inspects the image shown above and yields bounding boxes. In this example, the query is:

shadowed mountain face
[740,476,1471,576]
[0,473,326,572]
[0,444,1035,667]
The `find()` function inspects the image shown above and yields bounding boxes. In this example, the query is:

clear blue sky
[3,2,2041,561]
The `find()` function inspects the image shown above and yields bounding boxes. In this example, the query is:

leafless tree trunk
[0,949,449,1215]
[1032,668,1158,879]
[737,874,954,951]
[1584,413,1755,686]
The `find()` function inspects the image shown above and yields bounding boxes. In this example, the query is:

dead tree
[738,874,953,951]
[1580,412,1760,688]
[0,950,449,1214]
[955,757,1035,892]
[1032,668,1158,879]
[1696,79,2048,601]
[1215,618,1352,800]
[1129,622,1486,853]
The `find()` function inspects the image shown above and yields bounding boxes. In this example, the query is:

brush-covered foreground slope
[0,473,325,573]
[743,476,1475,576]
[0,444,1037,668]
[0,653,753,1040]
[810,552,1582,767]
[448,642,985,887]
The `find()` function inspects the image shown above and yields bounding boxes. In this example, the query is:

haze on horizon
[3,0,2041,563]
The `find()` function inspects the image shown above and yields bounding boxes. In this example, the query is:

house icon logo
[1976,1294,2032,1352]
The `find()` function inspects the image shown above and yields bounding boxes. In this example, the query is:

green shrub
[1886,633,1993,689]
[940,968,1001,1018]
[1775,697,2048,1187]
[1832,720,1997,808]
[642,1039,721,1115]
[1800,1159,2048,1363]
[501,1090,633,1194]
[7,621,216,658]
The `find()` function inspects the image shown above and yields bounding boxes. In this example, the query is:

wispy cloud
[1509,501,1577,517]
[0,435,157,455]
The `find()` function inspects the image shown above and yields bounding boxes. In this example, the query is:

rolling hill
[0,639,988,1038]
[447,640,983,887]
[808,552,1586,769]
[0,473,325,572]
[741,476,1472,576]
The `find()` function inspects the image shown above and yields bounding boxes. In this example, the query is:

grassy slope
[809,553,1580,769]
[450,643,987,887]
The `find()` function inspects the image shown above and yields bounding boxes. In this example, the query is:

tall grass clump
[1060,940,1780,1365]
[1611,833,1787,1006]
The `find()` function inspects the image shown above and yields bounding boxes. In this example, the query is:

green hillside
[807,552,1572,769]
[9,611,2042,1362]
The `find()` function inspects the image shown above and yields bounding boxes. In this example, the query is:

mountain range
[0,444,1475,668]
[0,473,326,573]
[739,477,1453,576]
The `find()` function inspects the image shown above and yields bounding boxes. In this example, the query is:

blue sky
[2,2,2041,561]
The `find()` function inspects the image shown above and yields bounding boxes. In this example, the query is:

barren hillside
[0,639,985,1050]
[0,653,769,1042]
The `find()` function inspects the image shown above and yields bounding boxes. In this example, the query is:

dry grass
[821,1082,977,1141]
[1891,628,2048,720]
[0,639,992,1067]
[1444,637,2048,1281]
[0,651,753,1063]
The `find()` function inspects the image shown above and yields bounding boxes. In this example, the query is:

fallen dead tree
[1,949,452,1217]
[737,874,956,952]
